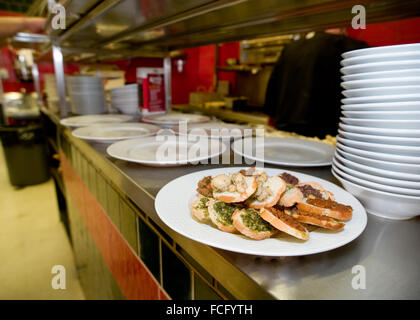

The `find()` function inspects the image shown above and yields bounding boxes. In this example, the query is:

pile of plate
[110,84,139,115]
[66,75,106,115]
[333,43,420,220]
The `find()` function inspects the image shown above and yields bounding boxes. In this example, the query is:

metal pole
[164,56,172,113]
[52,45,68,117]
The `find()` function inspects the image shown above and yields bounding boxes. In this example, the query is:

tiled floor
[0,145,85,299]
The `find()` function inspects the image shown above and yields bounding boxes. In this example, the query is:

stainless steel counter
[45,108,420,300]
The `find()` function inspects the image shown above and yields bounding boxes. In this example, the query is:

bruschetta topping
[280,172,299,185]
[241,208,275,232]
[197,176,213,197]
[306,197,353,215]
[213,201,236,226]
[211,173,247,194]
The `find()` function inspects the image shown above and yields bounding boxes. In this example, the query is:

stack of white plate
[333,43,420,220]
[66,75,106,115]
[110,84,139,115]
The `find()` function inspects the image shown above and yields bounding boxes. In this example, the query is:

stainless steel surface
[50,109,420,299]
[52,45,69,117]
[42,0,420,61]
[164,56,172,112]
[31,63,43,107]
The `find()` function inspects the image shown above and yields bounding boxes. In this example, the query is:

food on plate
[278,184,304,207]
[297,196,353,221]
[208,199,237,233]
[286,208,345,231]
[297,182,334,200]
[232,208,278,240]
[190,168,353,242]
[259,207,309,240]
[190,194,211,222]
[211,172,257,203]
[246,172,286,209]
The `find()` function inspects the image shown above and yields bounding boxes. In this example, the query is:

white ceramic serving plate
[232,137,335,167]
[333,156,420,189]
[334,150,420,182]
[337,136,420,157]
[341,110,420,120]
[60,114,133,128]
[71,123,161,143]
[338,129,420,146]
[155,167,367,256]
[340,117,420,129]
[341,60,420,75]
[172,121,253,140]
[339,123,420,137]
[106,135,227,166]
[342,69,420,81]
[336,141,420,164]
[342,85,420,98]
[342,43,420,59]
[341,101,420,111]
[336,147,420,175]
[341,51,420,67]
[332,162,420,197]
[142,113,210,128]
[332,167,420,220]
[341,93,420,104]
[341,77,420,89]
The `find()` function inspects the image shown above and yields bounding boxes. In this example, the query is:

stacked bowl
[110,84,139,115]
[333,43,420,220]
[66,75,106,115]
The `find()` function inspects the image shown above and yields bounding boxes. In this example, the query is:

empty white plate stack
[67,75,107,115]
[110,84,140,115]
[333,43,420,220]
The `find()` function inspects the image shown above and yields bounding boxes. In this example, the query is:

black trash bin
[0,124,50,187]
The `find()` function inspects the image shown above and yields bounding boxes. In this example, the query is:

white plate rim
[342,85,420,98]
[172,122,253,140]
[155,167,368,257]
[339,123,420,137]
[342,44,420,59]
[106,135,227,166]
[232,137,335,167]
[59,114,133,127]
[340,59,420,74]
[337,128,420,145]
[341,93,420,104]
[142,113,210,125]
[341,68,420,81]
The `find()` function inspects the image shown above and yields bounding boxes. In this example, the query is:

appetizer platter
[155,167,367,256]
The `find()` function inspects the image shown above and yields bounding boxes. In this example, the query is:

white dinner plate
[332,168,420,220]
[341,101,420,112]
[60,114,133,128]
[341,60,420,75]
[142,113,210,128]
[341,51,420,67]
[336,142,420,164]
[342,69,420,81]
[340,117,420,129]
[339,123,420,138]
[155,167,367,256]
[341,77,420,89]
[336,148,420,175]
[342,85,420,98]
[71,123,161,143]
[333,156,420,189]
[172,121,253,140]
[334,150,420,182]
[337,136,420,157]
[338,129,420,146]
[341,110,420,120]
[342,43,420,59]
[232,137,335,167]
[106,135,227,166]
[332,163,420,197]
[342,93,420,104]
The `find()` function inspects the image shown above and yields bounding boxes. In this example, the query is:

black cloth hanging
[264,32,368,138]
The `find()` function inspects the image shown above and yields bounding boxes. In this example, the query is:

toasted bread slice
[232,208,277,240]
[207,199,237,233]
[278,184,304,207]
[286,208,345,231]
[259,207,309,240]
[212,175,257,203]
[190,194,211,221]
[247,176,286,209]
[297,197,353,221]
[297,182,334,200]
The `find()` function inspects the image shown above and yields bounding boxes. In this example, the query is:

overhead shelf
[33,0,420,61]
